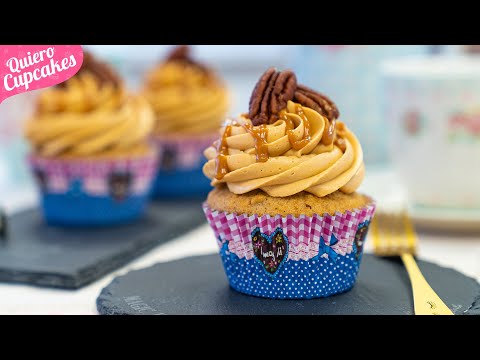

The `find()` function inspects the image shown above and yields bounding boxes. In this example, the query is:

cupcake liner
[29,152,158,226]
[203,201,376,299]
[152,133,217,198]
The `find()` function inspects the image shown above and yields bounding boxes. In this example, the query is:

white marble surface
[0,168,479,315]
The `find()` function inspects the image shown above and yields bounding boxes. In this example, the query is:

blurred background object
[82,45,292,115]
[140,45,233,198]
[289,45,432,165]
[0,91,38,192]
[1,45,293,202]
[382,50,480,220]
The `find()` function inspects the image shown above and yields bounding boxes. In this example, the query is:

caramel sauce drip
[321,118,336,146]
[334,121,346,152]
[214,107,347,181]
[241,122,269,162]
[215,125,232,180]
[280,104,346,152]
[334,138,347,152]
[280,105,312,150]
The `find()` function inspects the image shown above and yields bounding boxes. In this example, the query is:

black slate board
[97,254,480,315]
[0,200,206,289]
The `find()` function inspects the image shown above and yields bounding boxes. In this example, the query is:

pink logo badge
[0,45,83,104]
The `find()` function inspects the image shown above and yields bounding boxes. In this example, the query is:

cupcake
[142,45,229,198]
[24,52,157,226]
[202,68,376,299]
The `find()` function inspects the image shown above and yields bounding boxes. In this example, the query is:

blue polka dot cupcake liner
[203,201,376,299]
[28,151,158,226]
[151,133,217,198]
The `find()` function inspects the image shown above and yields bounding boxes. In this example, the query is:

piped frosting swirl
[25,52,155,158]
[202,68,365,198]
[142,45,229,135]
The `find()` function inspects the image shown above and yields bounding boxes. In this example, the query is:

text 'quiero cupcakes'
[202,67,376,299]
[24,51,158,226]
[142,45,229,198]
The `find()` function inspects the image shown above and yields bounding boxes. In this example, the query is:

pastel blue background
[290,45,430,164]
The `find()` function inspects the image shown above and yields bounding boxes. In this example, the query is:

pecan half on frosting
[248,67,297,126]
[57,51,122,88]
[164,45,211,74]
[248,68,340,125]
[294,84,339,120]
[166,44,191,62]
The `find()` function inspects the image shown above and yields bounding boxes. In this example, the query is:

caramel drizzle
[240,122,269,163]
[334,121,346,152]
[281,104,345,152]
[280,105,312,150]
[321,118,336,146]
[215,124,232,180]
[214,108,346,180]
[334,137,346,152]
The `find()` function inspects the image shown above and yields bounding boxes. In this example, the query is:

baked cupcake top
[142,45,229,136]
[25,51,155,159]
[203,67,365,198]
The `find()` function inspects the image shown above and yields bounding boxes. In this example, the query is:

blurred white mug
[0,91,37,190]
[382,55,480,210]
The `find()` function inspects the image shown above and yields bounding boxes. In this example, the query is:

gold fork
[370,210,454,315]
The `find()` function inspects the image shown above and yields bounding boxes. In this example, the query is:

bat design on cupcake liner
[354,221,370,261]
[108,172,132,201]
[160,146,177,171]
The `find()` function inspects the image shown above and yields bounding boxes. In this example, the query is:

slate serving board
[0,200,206,289]
[97,254,480,315]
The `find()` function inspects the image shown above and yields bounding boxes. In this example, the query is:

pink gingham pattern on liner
[29,153,158,196]
[154,133,217,170]
[203,202,376,261]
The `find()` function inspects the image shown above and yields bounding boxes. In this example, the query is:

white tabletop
[1,168,479,315]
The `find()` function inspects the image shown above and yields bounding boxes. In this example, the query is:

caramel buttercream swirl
[202,101,365,198]
[25,72,155,158]
[143,59,229,135]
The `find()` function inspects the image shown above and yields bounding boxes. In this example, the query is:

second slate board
[0,199,206,289]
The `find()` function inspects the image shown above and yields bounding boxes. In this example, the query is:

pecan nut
[294,84,339,120]
[165,45,212,75]
[58,51,121,88]
[248,67,297,126]
[166,45,191,62]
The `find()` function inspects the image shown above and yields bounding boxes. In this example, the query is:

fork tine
[370,210,452,315]
[402,211,418,255]
[371,211,418,257]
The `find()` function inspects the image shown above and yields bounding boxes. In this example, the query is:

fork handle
[400,253,454,315]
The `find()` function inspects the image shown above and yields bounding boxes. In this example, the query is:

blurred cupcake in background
[142,45,229,198]
[24,52,157,226]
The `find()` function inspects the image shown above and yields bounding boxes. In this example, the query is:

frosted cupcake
[24,52,157,226]
[142,45,229,198]
[203,68,376,299]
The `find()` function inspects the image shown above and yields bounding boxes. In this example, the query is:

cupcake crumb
[207,186,373,217]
